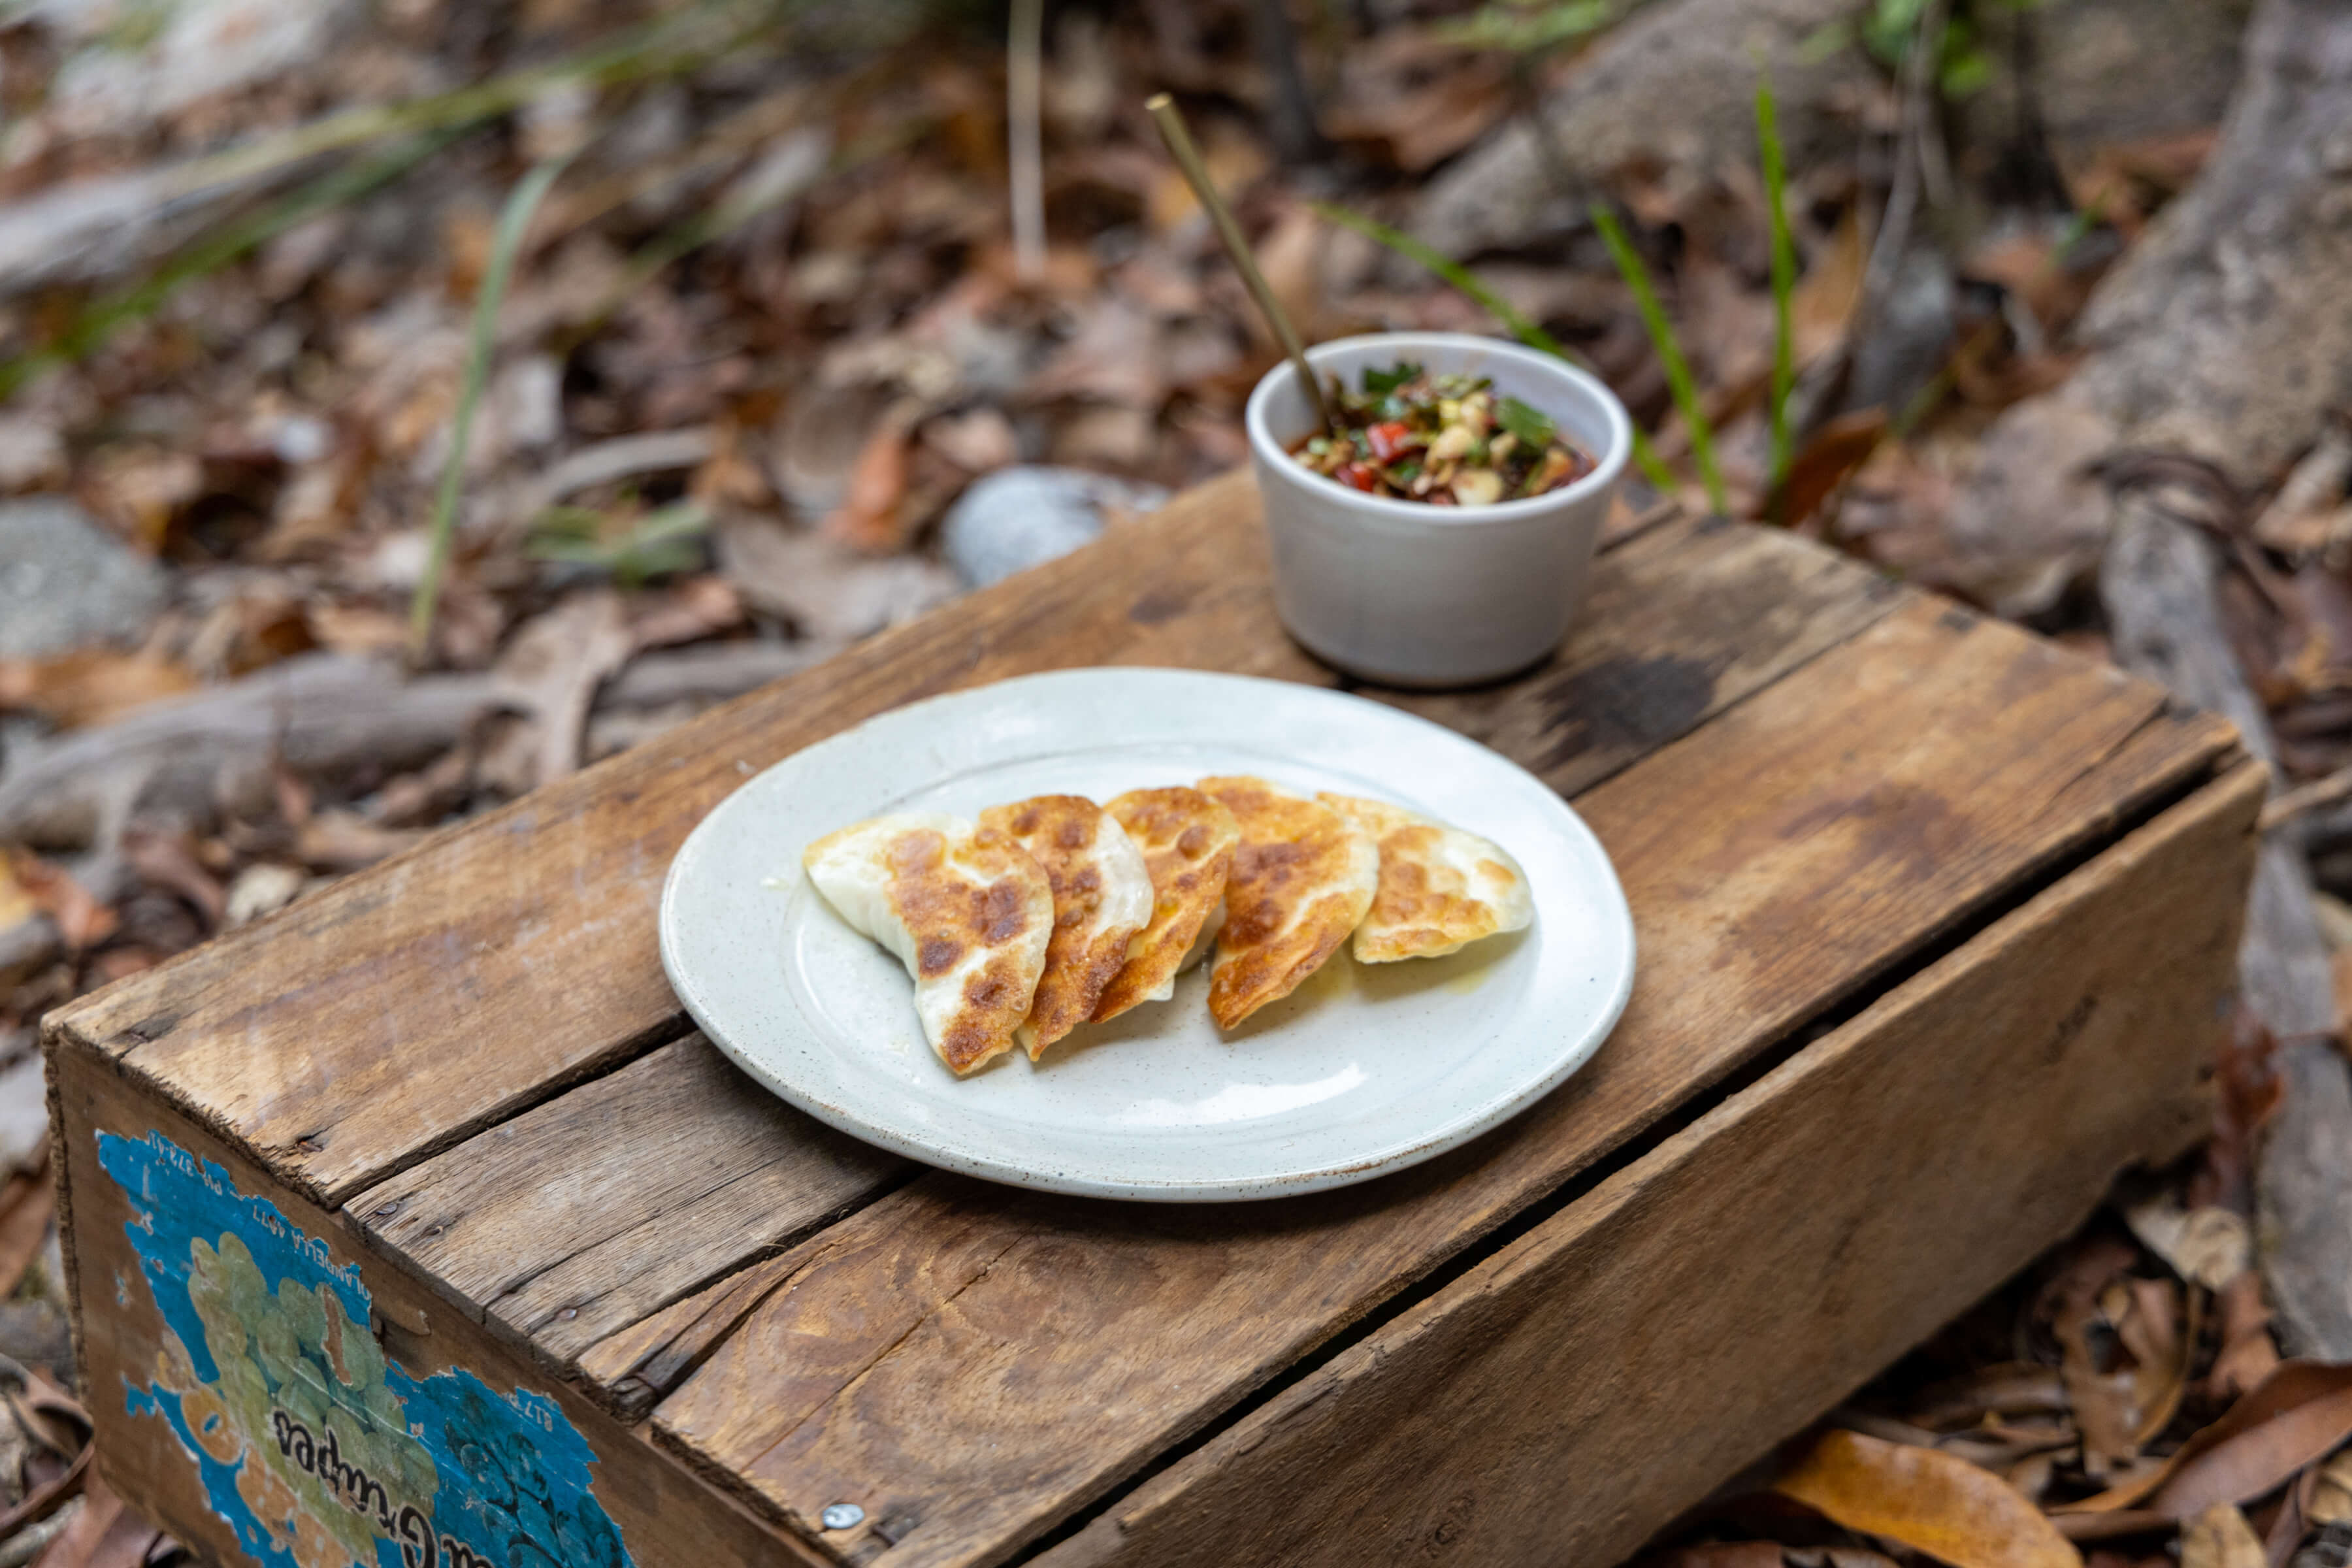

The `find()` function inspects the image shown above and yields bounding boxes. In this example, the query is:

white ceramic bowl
[1245,332,1632,688]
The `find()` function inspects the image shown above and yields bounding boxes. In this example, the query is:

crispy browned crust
[1091,787,1241,1024]
[1198,776,1377,1030]
[881,824,1051,1073]
[979,795,1137,1056]
[1321,794,1521,961]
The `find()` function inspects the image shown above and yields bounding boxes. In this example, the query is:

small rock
[0,497,169,659]
[0,1054,45,1179]
[0,416,65,491]
[225,862,308,928]
[939,467,1171,589]
[0,915,61,992]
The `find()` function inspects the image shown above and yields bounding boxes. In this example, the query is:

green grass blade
[1757,73,1797,502]
[1590,202,1727,515]
[1311,201,1680,497]
[410,154,572,659]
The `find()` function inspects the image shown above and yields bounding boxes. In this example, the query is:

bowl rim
[1245,330,1634,525]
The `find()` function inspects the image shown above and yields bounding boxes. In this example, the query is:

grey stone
[0,916,59,992]
[0,497,169,659]
[0,1054,46,1179]
[939,467,1171,590]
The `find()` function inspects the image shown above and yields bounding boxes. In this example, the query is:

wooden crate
[46,475,2261,1568]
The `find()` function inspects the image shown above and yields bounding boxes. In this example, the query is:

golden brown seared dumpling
[977,795,1154,1058]
[802,813,1053,1075]
[1196,776,1378,1030]
[1091,787,1241,1024]
[1319,794,1534,962]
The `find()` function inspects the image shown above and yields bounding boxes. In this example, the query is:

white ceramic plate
[659,668,1636,1201]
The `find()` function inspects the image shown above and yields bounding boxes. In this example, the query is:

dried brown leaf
[0,857,34,934]
[0,652,197,729]
[2125,1200,2252,1291]
[1772,1429,2081,1568]
[0,1175,54,1301]
[819,416,916,553]
[7,854,116,951]
[2179,1502,2265,1568]
[2195,1011,2282,1214]
[2065,128,2217,240]
[1792,212,1867,363]
[2308,1448,2352,1525]
[2061,1362,2352,1520]
[2044,1239,2146,1477]
[306,602,410,659]
[1322,35,1510,172]
[1649,1546,1786,1568]
[294,810,425,873]
[1908,1364,2070,1431]
[1772,410,1887,527]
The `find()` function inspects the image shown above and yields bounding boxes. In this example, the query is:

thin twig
[410,155,574,661]
[1007,0,1046,284]
[1148,93,1332,433]
[2262,766,2352,834]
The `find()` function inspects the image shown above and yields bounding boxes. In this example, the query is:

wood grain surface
[640,600,2238,1568]
[338,509,1901,1384]
[1037,760,2264,1568]
[349,1034,908,1368]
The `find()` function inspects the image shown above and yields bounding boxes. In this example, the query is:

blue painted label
[97,1129,635,1568]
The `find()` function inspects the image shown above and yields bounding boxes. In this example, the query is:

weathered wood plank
[345,512,1901,1381]
[348,1035,907,1368]
[1038,759,2264,1568]
[48,1046,832,1568]
[640,601,2239,1567]
[1364,514,1904,798]
[50,471,1324,1205]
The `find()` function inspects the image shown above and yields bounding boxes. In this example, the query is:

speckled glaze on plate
[658,668,1636,1202]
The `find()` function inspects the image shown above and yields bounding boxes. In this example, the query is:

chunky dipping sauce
[1288,361,1596,506]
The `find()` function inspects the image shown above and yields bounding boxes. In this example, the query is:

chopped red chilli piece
[1365,421,1414,463]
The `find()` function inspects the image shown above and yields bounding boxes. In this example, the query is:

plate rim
[658,666,1637,1202]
